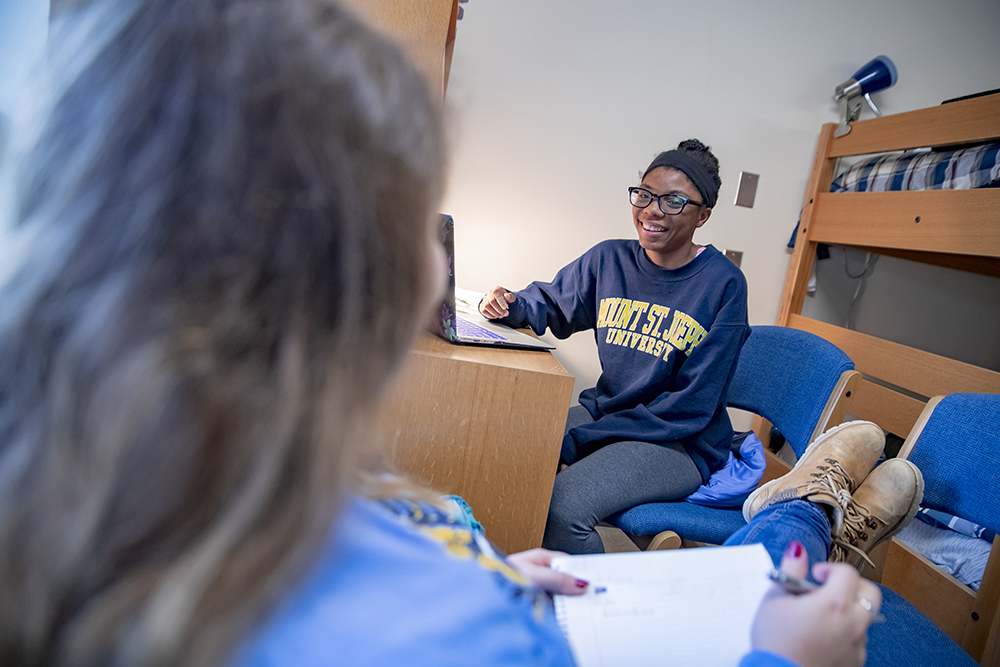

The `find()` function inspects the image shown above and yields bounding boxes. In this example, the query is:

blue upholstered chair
[608,325,859,549]
[865,393,1000,666]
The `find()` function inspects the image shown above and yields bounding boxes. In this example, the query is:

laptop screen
[428,214,459,340]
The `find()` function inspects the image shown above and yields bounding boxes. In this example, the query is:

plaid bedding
[790,142,1000,251]
[830,142,1000,193]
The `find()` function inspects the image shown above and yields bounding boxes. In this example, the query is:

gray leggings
[541,405,702,554]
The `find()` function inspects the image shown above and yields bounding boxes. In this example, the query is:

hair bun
[677,138,710,153]
[676,138,721,190]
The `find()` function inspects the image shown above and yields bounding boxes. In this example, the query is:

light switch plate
[735,171,759,208]
[724,249,743,268]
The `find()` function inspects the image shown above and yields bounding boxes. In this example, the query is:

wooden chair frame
[755,368,862,485]
[877,396,1000,666]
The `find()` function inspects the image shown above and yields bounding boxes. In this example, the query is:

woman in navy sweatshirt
[481,141,750,553]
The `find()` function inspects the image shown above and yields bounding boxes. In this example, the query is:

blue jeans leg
[722,499,832,579]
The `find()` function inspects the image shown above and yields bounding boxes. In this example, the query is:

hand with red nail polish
[750,541,881,667]
[506,548,588,596]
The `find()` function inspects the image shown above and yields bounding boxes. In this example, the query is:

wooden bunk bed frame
[775,91,1000,664]
[777,91,1000,434]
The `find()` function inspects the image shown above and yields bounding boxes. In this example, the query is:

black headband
[643,151,719,209]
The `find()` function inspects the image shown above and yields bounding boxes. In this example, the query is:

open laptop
[430,215,555,350]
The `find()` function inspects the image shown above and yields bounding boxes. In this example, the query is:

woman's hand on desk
[751,542,882,667]
[480,286,516,319]
[507,548,588,596]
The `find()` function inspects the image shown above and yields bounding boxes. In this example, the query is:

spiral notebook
[551,544,773,667]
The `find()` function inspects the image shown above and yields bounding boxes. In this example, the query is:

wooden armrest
[968,538,1000,665]
[881,537,975,644]
[883,536,1000,665]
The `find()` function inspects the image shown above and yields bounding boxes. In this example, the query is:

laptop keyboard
[456,318,506,341]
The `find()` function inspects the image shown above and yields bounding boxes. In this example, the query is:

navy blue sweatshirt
[495,241,749,482]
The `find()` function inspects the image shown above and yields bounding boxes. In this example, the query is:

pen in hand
[767,569,885,623]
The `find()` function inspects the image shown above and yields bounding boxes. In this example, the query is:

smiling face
[632,167,712,269]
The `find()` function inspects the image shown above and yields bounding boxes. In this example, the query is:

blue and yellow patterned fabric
[378,498,551,621]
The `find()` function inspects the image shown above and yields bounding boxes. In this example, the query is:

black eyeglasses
[628,187,703,215]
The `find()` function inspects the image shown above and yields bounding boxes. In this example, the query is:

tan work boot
[743,421,885,535]
[830,457,924,570]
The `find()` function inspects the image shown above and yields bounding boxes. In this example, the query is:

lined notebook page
[551,544,773,667]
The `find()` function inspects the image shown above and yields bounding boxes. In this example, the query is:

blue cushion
[610,502,747,545]
[866,586,977,666]
[907,393,1000,534]
[728,326,854,458]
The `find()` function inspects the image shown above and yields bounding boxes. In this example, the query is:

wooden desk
[377,334,574,554]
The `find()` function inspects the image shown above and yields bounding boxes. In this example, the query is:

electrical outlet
[735,172,759,208]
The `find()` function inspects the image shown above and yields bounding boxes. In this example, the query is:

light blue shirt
[234,497,575,667]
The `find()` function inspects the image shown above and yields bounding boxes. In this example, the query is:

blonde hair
[0,0,443,664]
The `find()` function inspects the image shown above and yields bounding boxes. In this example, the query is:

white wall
[0,0,48,230]
[441,0,1000,401]
[802,248,1000,374]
